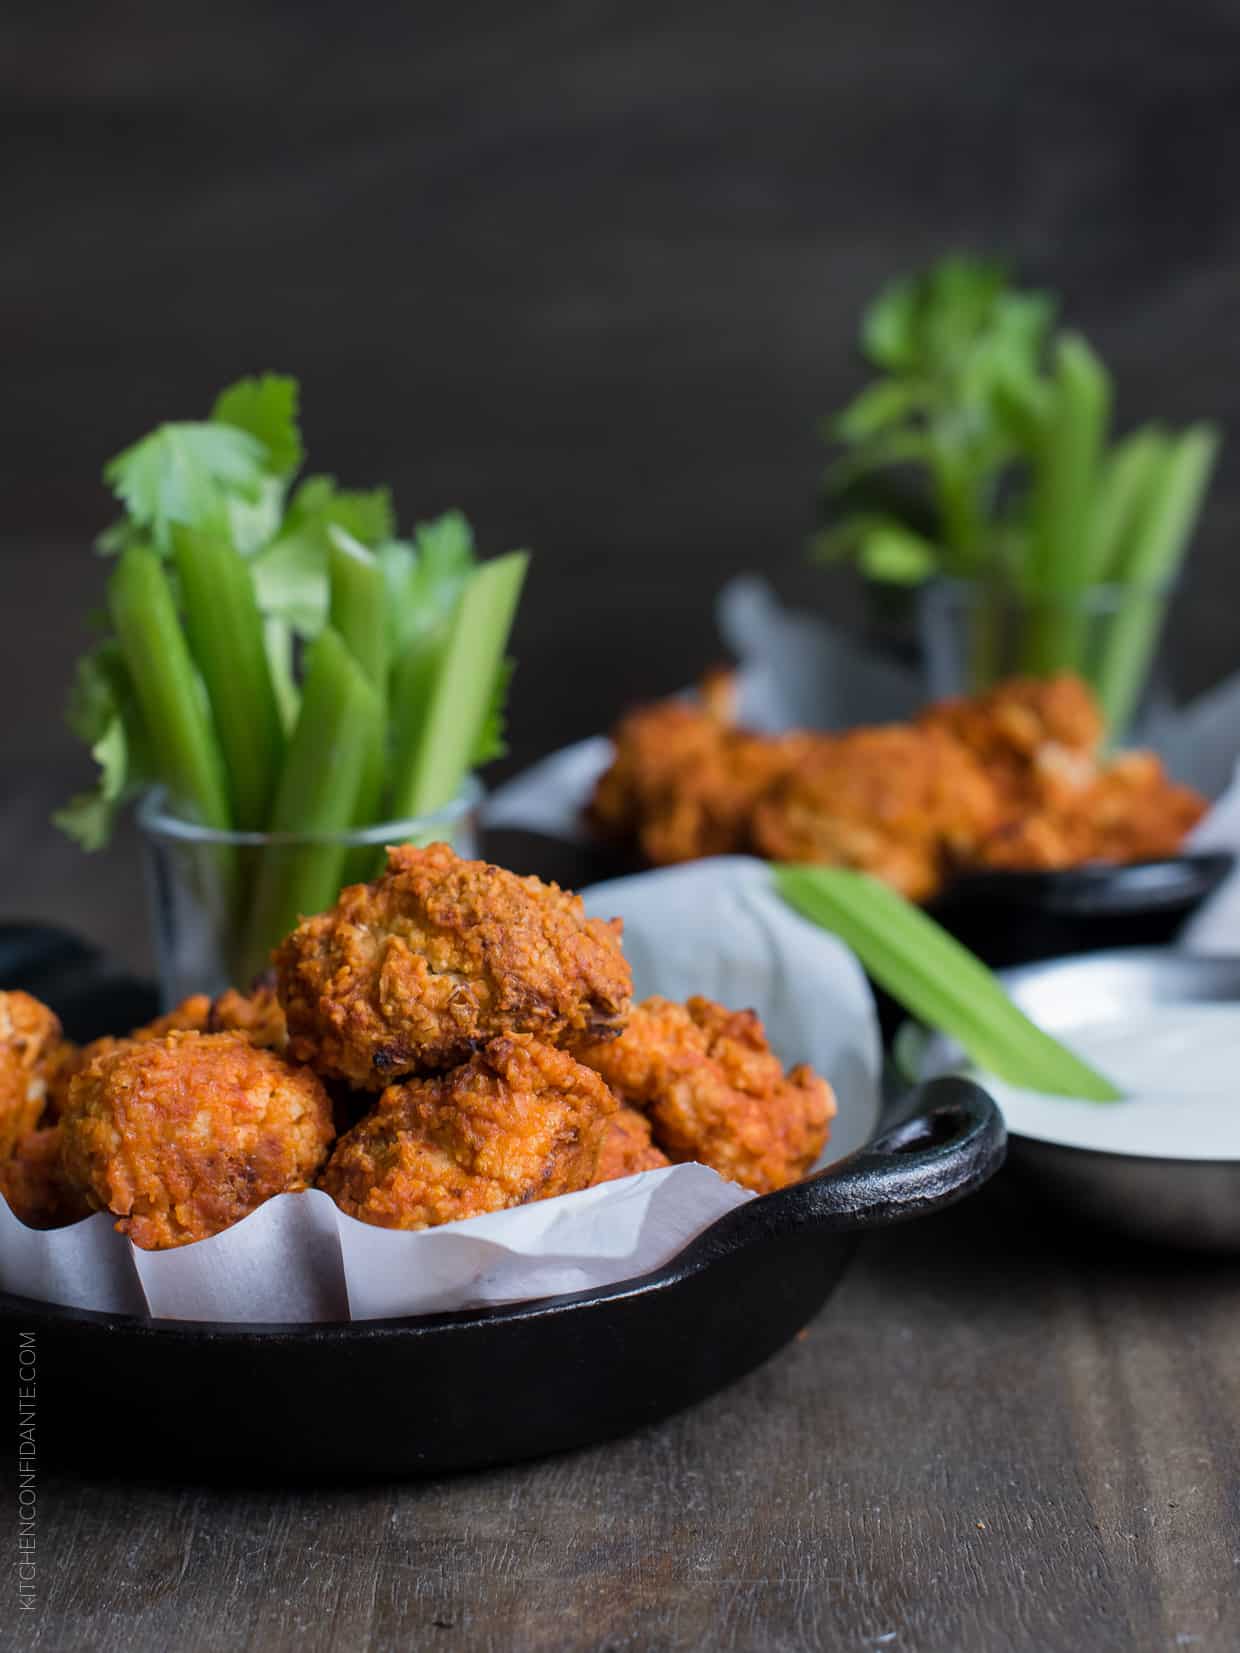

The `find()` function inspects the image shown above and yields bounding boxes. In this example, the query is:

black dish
[0,924,1005,1481]
[927,852,1233,969]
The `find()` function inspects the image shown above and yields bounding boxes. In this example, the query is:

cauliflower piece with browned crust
[276,843,632,1088]
[751,726,1000,901]
[589,1106,670,1185]
[0,991,64,1159]
[578,995,834,1195]
[0,1125,91,1230]
[320,1033,617,1229]
[59,1032,335,1250]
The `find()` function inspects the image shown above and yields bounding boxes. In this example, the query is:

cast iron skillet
[0,925,1006,1481]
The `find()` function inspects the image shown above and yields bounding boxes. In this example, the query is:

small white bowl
[913,949,1240,1252]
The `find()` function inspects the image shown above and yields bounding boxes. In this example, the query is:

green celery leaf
[55,646,157,850]
[830,380,929,442]
[103,423,267,550]
[856,522,939,585]
[861,273,920,370]
[211,373,303,477]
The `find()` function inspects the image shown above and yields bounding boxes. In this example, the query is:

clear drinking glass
[138,778,483,1007]
[916,576,1174,740]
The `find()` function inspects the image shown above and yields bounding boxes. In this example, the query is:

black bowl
[0,923,1005,1480]
[927,853,1234,970]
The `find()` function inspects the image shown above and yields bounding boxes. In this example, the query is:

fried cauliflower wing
[590,671,813,865]
[976,749,1207,870]
[41,994,216,1121]
[320,1034,618,1229]
[276,843,633,1087]
[920,673,1103,811]
[207,984,288,1051]
[751,726,1000,901]
[59,1032,335,1250]
[0,1125,91,1230]
[590,1106,670,1185]
[0,991,64,1159]
[578,995,834,1195]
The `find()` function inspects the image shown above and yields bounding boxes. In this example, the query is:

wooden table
[6,808,1240,1653]
[16,1182,1239,1653]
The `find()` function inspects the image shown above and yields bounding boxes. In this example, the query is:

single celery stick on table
[172,523,286,832]
[389,551,529,824]
[109,545,237,909]
[327,526,391,885]
[241,628,381,984]
[774,864,1121,1101]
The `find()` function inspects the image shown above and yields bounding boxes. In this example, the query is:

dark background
[5,0,1239,962]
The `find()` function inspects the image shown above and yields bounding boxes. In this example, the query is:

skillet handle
[801,1076,1006,1231]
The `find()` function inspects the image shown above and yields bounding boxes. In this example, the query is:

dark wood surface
[13,1179,1240,1653]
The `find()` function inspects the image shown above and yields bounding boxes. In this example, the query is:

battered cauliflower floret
[920,672,1104,814]
[590,1106,670,1185]
[976,749,1208,871]
[276,843,633,1087]
[42,995,215,1121]
[751,726,1000,901]
[0,992,64,1158]
[59,1032,335,1250]
[207,985,287,1051]
[578,996,835,1195]
[320,1034,618,1229]
[0,1125,91,1230]
[589,674,813,865]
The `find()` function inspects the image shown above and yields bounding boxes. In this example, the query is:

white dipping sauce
[977,1003,1240,1161]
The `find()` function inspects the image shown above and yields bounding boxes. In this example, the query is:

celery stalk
[328,528,391,883]
[172,524,285,831]
[1085,425,1165,583]
[775,865,1121,1100]
[1021,335,1111,675]
[241,628,380,979]
[389,552,528,820]
[109,547,233,837]
[1092,423,1219,738]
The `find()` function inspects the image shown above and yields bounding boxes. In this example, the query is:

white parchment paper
[0,858,880,1323]
[484,576,1240,955]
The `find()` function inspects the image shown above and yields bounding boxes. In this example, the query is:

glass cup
[138,778,483,1007]
[916,576,1174,741]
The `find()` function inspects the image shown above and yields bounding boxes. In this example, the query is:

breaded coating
[751,726,1000,901]
[590,674,812,864]
[0,992,63,1159]
[976,750,1208,871]
[42,995,215,1120]
[320,1034,618,1230]
[60,1032,335,1250]
[208,985,287,1051]
[921,673,1103,772]
[590,1106,670,1185]
[0,1125,91,1230]
[578,996,835,1195]
[276,843,633,1087]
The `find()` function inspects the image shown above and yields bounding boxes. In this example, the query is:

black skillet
[0,924,1005,1481]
